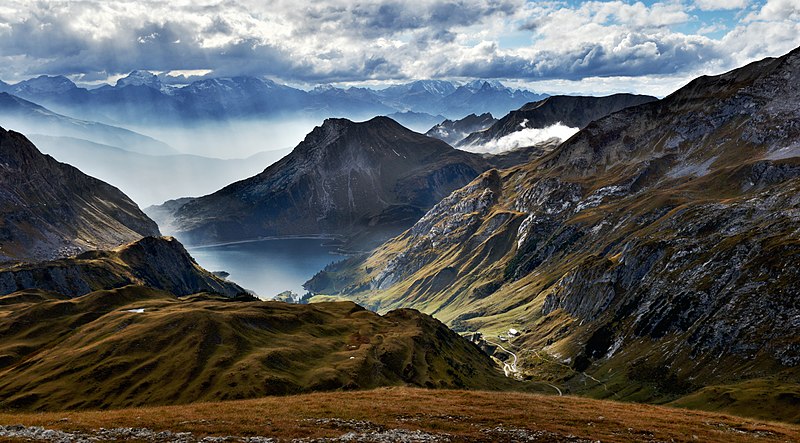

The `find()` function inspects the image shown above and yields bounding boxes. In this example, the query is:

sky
[0,0,798,96]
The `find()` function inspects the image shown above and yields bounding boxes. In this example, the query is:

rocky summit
[425,112,497,145]
[305,47,800,423]
[0,127,160,263]
[0,236,246,298]
[149,116,492,250]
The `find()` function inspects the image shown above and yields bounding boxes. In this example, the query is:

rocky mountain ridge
[0,236,245,298]
[148,116,493,249]
[457,94,657,150]
[0,127,160,263]
[425,112,497,145]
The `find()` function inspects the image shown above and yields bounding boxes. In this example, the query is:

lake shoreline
[186,237,347,298]
[186,234,346,250]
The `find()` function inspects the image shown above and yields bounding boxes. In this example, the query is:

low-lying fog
[14,117,322,207]
[128,118,321,159]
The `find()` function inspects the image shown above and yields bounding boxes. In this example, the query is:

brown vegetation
[0,387,797,442]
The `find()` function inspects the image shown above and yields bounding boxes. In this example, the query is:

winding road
[487,340,563,396]
[486,340,518,377]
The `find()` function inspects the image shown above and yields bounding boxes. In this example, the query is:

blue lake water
[188,238,344,298]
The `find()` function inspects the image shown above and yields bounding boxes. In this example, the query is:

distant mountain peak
[116,70,161,89]
[14,75,77,94]
[465,79,506,92]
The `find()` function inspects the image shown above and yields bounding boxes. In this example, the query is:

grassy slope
[0,388,798,442]
[0,286,516,411]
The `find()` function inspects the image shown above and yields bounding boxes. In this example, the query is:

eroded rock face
[307,47,800,402]
[0,128,159,263]
[151,117,491,250]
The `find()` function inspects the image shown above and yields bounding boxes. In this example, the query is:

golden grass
[0,387,797,442]
[0,286,510,411]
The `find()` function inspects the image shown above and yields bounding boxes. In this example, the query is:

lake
[188,238,344,298]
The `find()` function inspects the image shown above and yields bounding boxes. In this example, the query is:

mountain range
[0,92,175,156]
[0,36,798,432]
[0,92,294,206]
[305,47,800,422]
[0,72,546,126]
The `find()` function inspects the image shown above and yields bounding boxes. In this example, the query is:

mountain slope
[0,236,245,298]
[151,117,492,249]
[305,47,800,422]
[0,128,160,263]
[457,94,657,150]
[425,112,497,145]
[0,287,508,411]
[0,93,176,155]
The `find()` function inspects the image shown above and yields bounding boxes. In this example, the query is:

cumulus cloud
[0,0,796,94]
[462,123,580,154]
[694,0,749,11]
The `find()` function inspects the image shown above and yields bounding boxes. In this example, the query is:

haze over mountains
[0,72,545,126]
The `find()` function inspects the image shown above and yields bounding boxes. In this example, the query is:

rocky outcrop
[425,112,497,145]
[306,47,800,412]
[0,236,245,298]
[151,117,492,249]
[0,128,160,263]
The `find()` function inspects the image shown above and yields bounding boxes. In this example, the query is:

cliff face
[151,117,492,249]
[0,128,160,263]
[0,236,245,298]
[305,47,800,418]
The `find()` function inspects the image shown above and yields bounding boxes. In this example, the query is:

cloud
[694,0,749,11]
[745,0,800,21]
[0,0,796,95]
[462,123,580,154]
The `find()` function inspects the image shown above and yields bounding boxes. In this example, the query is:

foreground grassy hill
[0,388,797,442]
[0,286,514,411]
